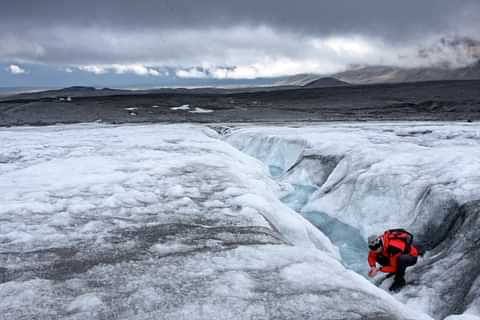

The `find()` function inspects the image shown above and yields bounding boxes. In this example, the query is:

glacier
[0,122,479,319]
[226,122,480,319]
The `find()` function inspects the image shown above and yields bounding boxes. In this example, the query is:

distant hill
[334,61,480,84]
[302,77,350,88]
[274,74,349,88]
[0,87,53,97]
[0,86,134,101]
[281,61,480,86]
[0,84,308,102]
[274,74,327,86]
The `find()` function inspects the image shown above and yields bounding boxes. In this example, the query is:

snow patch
[150,241,193,255]
[171,104,190,110]
[67,293,104,312]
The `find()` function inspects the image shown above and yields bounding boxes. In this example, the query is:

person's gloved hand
[368,267,379,278]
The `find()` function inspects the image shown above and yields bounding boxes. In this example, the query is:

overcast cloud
[1,0,479,79]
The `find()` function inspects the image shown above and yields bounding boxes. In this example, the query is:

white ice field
[1,122,480,320]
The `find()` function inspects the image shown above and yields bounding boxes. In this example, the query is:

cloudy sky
[1,0,479,87]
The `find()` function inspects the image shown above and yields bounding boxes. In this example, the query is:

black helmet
[368,235,382,250]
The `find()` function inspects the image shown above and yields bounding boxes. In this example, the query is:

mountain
[334,60,480,84]
[277,61,480,86]
[274,74,350,87]
[280,37,480,86]
[302,77,350,88]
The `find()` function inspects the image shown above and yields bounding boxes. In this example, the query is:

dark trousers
[396,254,417,278]
[376,254,417,279]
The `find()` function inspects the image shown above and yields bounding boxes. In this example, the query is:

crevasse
[225,122,480,320]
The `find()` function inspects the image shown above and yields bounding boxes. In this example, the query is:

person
[367,229,418,292]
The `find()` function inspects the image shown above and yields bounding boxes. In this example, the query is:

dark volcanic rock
[0,80,480,126]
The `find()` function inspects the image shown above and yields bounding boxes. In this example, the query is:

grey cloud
[0,26,311,65]
[1,0,479,76]
[2,0,478,40]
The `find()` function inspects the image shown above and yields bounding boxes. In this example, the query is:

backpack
[384,229,414,254]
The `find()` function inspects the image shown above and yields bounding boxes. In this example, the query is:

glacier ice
[226,122,480,319]
[0,123,435,320]
[2,121,479,319]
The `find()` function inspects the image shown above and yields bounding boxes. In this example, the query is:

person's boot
[389,276,406,292]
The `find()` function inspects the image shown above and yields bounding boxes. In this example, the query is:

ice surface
[0,123,433,319]
[227,123,480,236]
[226,122,480,319]
[5,122,478,319]
[189,107,214,113]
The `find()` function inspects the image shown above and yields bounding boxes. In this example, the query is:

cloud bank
[78,64,161,76]
[1,0,479,79]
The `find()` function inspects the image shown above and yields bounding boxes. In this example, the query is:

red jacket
[368,234,418,273]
